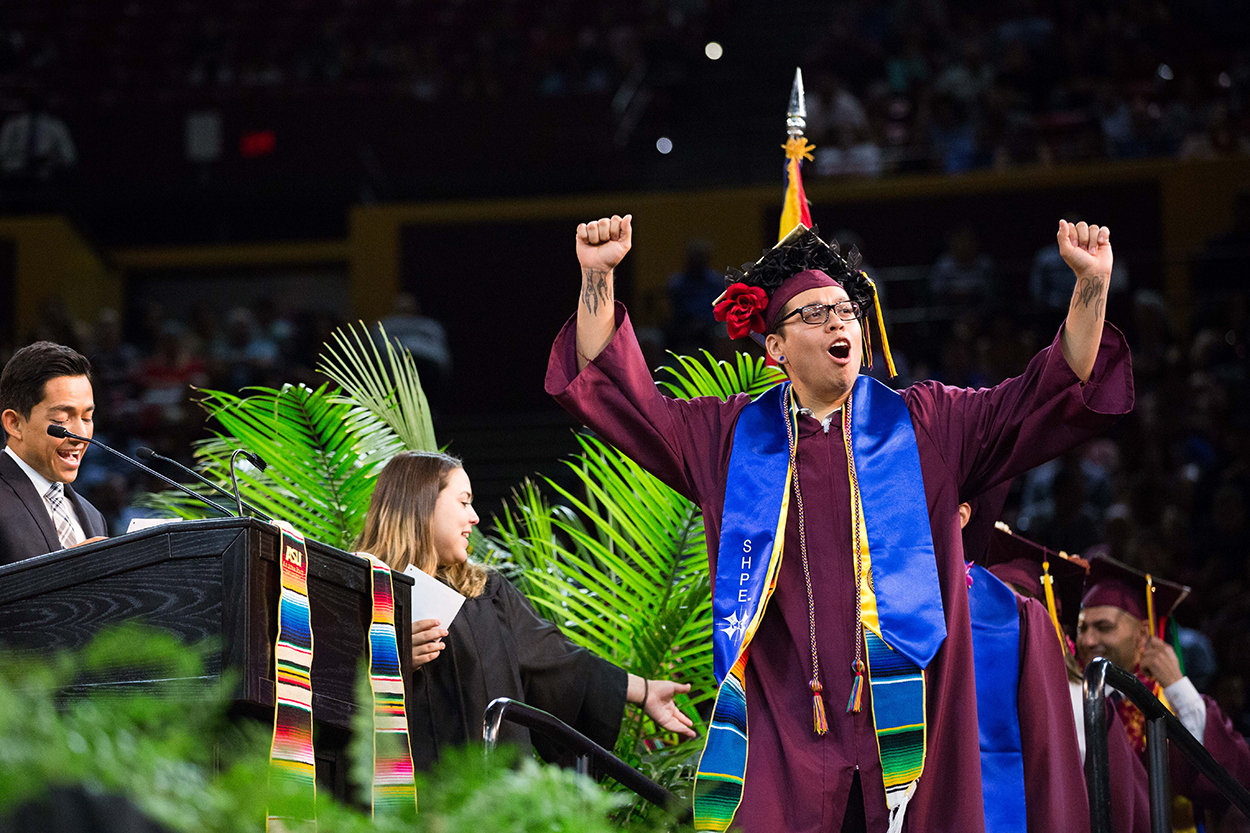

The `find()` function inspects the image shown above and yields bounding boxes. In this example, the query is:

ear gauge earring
[779,355,786,363]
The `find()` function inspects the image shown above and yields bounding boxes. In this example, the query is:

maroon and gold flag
[778,136,815,242]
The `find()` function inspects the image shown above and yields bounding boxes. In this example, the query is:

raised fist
[576,214,632,273]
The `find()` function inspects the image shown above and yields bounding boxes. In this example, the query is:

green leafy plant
[0,626,639,832]
[492,348,783,818]
[141,323,437,550]
[318,322,438,456]
[656,349,785,400]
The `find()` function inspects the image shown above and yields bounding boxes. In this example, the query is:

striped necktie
[44,482,82,549]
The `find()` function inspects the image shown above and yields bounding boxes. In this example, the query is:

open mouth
[56,446,83,468]
[829,340,851,361]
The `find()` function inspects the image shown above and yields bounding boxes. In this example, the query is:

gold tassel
[862,310,874,371]
[1040,561,1066,654]
[865,274,897,378]
[1146,574,1157,638]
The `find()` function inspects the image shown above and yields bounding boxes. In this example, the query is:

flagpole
[779,68,814,240]
[787,68,806,139]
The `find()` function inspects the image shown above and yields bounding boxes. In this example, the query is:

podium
[0,517,413,798]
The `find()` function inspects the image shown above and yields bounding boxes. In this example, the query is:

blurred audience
[0,0,1245,181]
[0,94,76,180]
[380,293,452,406]
[928,225,995,308]
[797,0,1250,176]
[665,239,724,357]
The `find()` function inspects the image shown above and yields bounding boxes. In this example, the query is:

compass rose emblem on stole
[720,609,746,641]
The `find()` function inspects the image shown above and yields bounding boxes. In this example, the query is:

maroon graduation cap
[985,524,1089,640]
[960,480,1087,649]
[1081,555,1190,638]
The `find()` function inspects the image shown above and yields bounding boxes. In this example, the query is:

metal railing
[482,697,687,818]
[1083,658,1250,833]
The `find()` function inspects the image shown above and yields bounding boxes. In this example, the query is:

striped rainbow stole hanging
[265,523,418,828]
[268,523,317,830]
[863,631,926,817]
[357,552,418,817]
[693,377,945,833]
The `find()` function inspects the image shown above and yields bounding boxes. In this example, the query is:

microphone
[229,448,268,519]
[136,447,272,522]
[46,425,235,518]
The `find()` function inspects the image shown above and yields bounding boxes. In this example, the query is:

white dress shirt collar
[4,444,54,496]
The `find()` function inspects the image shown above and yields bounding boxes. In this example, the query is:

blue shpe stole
[968,563,1028,833]
[693,376,946,832]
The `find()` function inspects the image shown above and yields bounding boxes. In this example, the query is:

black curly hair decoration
[724,225,874,308]
[721,224,897,377]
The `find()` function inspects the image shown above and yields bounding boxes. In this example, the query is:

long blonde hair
[357,451,489,599]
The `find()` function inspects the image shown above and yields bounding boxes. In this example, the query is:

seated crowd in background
[0,0,1248,179]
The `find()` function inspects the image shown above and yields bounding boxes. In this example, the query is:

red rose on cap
[713,283,769,339]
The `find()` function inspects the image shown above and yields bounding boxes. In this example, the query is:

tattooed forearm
[1073,274,1107,316]
[581,267,612,315]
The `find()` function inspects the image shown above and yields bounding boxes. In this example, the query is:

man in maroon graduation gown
[966,488,1152,833]
[968,487,1154,833]
[548,215,1133,832]
[1079,558,1250,821]
[959,488,1092,833]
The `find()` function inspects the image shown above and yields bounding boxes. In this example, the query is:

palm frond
[655,349,784,401]
[318,321,438,453]
[143,324,443,549]
[142,383,392,550]
[491,433,715,771]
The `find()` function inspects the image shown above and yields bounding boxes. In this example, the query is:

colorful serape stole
[692,652,752,831]
[356,552,417,818]
[267,523,316,831]
[865,631,928,830]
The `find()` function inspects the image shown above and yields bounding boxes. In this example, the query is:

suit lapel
[0,452,61,551]
[64,486,102,538]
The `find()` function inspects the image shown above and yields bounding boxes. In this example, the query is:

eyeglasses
[776,300,862,327]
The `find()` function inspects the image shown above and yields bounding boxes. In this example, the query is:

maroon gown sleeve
[1016,597,1090,833]
[1107,706,1152,833]
[904,322,1134,501]
[1168,695,1250,809]
[545,303,746,508]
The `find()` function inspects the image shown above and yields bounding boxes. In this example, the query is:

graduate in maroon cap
[963,487,1152,833]
[549,215,1134,832]
[1079,557,1250,820]
[958,485,1092,833]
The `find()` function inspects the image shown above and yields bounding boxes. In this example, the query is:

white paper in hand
[404,564,466,630]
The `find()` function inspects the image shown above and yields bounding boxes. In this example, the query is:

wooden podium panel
[0,517,413,787]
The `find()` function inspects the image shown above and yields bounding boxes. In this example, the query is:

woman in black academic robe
[358,450,696,769]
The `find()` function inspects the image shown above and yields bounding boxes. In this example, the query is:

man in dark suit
[0,341,107,565]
